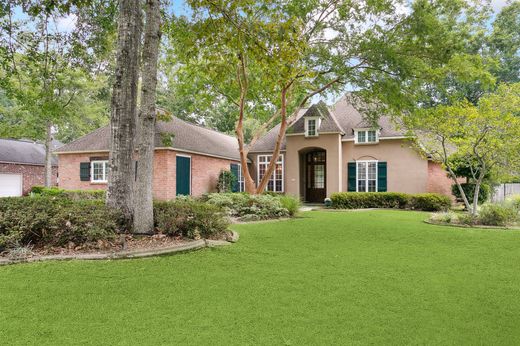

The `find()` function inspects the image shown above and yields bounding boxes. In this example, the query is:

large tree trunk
[134,0,161,234]
[44,122,53,187]
[107,0,142,229]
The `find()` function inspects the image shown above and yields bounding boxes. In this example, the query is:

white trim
[256,154,284,193]
[55,148,241,163]
[0,161,57,167]
[354,128,379,144]
[236,163,245,192]
[304,117,320,137]
[343,135,406,142]
[355,160,378,192]
[90,160,109,183]
[176,154,192,195]
[286,132,341,137]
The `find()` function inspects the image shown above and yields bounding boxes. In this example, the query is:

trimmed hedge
[451,183,490,204]
[0,197,121,250]
[330,192,451,211]
[31,186,105,200]
[154,199,229,238]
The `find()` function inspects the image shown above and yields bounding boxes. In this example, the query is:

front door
[176,155,191,196]
[305,151,326,202]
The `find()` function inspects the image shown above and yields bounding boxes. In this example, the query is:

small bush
[330,192,410,210]
[279,195,301,216]
[216,170,236,193]
[330,192,451,211]
[457,213,478,226]
[507,195,520,210]
[478,203,519,226]
[409,193,451,212]
[31,186,105,200]
[205,193,291,219]
[154,199,229,238]
[451,183,490,204]
[429,211,458,224]
[0,197,121,250]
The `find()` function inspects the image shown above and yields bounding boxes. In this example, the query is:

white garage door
[0,173,22,197]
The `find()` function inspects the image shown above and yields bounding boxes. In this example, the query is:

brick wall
[427,161,457,198]
[0,163,58,195]
[58,150,238,200]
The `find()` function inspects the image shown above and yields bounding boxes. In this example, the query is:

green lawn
[2,210,520,345]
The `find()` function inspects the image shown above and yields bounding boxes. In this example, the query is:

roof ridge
[56,125,110,152]
[166,116,237,141]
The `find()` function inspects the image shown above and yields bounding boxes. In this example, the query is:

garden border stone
[0,231,239,266]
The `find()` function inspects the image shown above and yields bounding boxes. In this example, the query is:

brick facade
[0,163,58,195]
[427,161,458,199]
[58,149,238,200]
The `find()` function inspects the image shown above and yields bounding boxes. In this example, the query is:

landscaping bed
[330,192,452,211]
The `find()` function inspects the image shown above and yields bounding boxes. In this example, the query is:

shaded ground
[1,210,520,345]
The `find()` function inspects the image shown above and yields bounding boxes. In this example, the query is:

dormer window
[305,117,320,137]
[355,129,379,144]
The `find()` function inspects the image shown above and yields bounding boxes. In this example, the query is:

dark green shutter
[347,162,356,192]
[176,156,191,196]
[230,163,239,192]
[378,161,387,192]
[80,162,90,181]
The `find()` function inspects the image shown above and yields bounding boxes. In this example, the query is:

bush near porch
[203,192,301,220]
[330,192,451,211]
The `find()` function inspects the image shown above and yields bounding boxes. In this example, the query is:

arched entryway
[300,148,326,203]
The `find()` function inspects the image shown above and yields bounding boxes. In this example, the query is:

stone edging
[0,231,239,266]
[423,219,520,231]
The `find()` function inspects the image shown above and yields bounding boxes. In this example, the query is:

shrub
[154,199,229,238]
[429,211,458,224]
[330,192,451,211]
[451,183,490,204]
[278,195,301,216]
[216,170,236,193]
[409,193,451,212]
[0,197,121,250]
[31,186,105,200]
[330,192,410,210]
[478,203,519,226]
[205,193,291,219]
[457,212,478,226]
[507,195,520,211]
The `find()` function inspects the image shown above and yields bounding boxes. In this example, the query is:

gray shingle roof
[55,116,240,160]
[249,94,405,152]
[287,101,344,135]
[0,138,58,165]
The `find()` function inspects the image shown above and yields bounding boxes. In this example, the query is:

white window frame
[356,160,378,192]
[354,128,379,144]
[236,163,245,192]
[305,117,320,137]
[91,160,109,183]
[257,154,284,192]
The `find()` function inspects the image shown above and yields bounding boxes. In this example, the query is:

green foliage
[0,197,121,250]
[451,183,490,204]
[204,193,292,220]
[216,170,237,193]
[330,192,410,210]
[330,192,451,211]
[153,199,229,238]
[409,193,452,212]
[478,203,519,227]
[278,195,301,217]
[31,186,105,200]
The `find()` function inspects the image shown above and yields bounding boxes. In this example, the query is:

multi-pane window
[91,161,109,182]
[356,130,378,143]
[258,155,284,192]
[357,161,377,192]
[237,163,245,192]
[306,118,317,136]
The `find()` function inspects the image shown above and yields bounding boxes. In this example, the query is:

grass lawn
[2,210,520,345]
